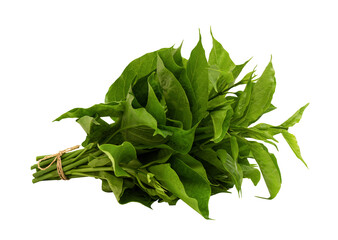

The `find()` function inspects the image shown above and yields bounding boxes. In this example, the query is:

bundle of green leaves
[31,32,308,219]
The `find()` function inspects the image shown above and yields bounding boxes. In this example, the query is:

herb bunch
[31,32,308,219]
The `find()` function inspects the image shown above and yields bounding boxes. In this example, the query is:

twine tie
[37,145,80,180]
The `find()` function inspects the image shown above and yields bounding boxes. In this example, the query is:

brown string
[37,145,80,180]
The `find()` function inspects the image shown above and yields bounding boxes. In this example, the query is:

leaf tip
[255,195,273,200]
[210,26,214,38]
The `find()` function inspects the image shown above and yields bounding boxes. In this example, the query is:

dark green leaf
[173,153,210,183]
[105,48,171,103]
[76,115,111,146]
[99,142,138,177]
[161,125,197,154]
[149,162,210,219]
[54,102,124,121]
[157,55,192,129]
[145,73,166,125]
[158,47,183,79]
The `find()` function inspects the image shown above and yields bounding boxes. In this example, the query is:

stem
[32,151,104,183]
[31,148,84,170]
[66,167,114,174]
[32,146,95,178]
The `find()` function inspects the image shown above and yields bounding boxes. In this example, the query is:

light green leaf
[282,131,308,167]
[210,105,233,143]
[249,141,281,199]
[88,156,111,168]
[280,103,309,128]
[187,33,209,125]
[232,58,251,80]
[209,31,235,72]
[230,135,239,161]
[172,42,184,66]
[216,149,243,194]
[233,79,253,119]
[240,60,276,126]
[240,164,261,186]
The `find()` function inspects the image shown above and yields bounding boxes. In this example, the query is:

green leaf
[76,115,102,135]
[210,105,233,143]
[160,125,197,154]
[233,79,253,119]
[281,131,307,167]
[157,55,192,129]
[173,153,210,183]
[194,149,227,173]
[119,186,155,208]
[76,115,111,146]
[145,73,166,125]
[178,69,198,115]
[120,94,168,145]
[88,156,111,168]
[76,171,127,203]
[149,162,211,219]
[208,66,234,93]
[234,126,278,142]
[122,95,158,130]
[186,33,209,125]
[230,135,239,162]
[139,149,173,168]
[99,142,137,177]
[209,31,235,72]
[172,42,184,66]
[207,95,233,110]
[216,149,243,194]
[158,47,183,79]
[239,60,276,126]
[232,58,251,80]
[249,141,281,199]
[99,172,124,200]
[240,164,261,186]
[135,170,177,204]
[105,48,171,103]
[131,75,149,107]
[54,102,124,121]
[265,104,277,114]
[280,103,309,128]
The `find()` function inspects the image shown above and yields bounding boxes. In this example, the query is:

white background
[1,0,337,239]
